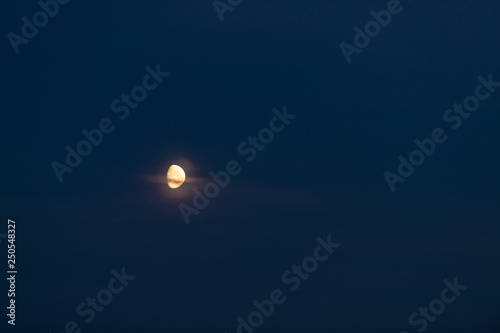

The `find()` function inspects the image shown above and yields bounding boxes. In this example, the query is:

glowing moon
[167,165,185,188]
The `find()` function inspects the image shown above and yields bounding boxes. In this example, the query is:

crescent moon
[167,165,186,188]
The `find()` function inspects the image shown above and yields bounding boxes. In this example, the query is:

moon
[167,165,185,188]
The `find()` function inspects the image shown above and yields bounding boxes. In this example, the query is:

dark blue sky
[1,0,500,332]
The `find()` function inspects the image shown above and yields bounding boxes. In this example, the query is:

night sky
[1,0,500,332]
